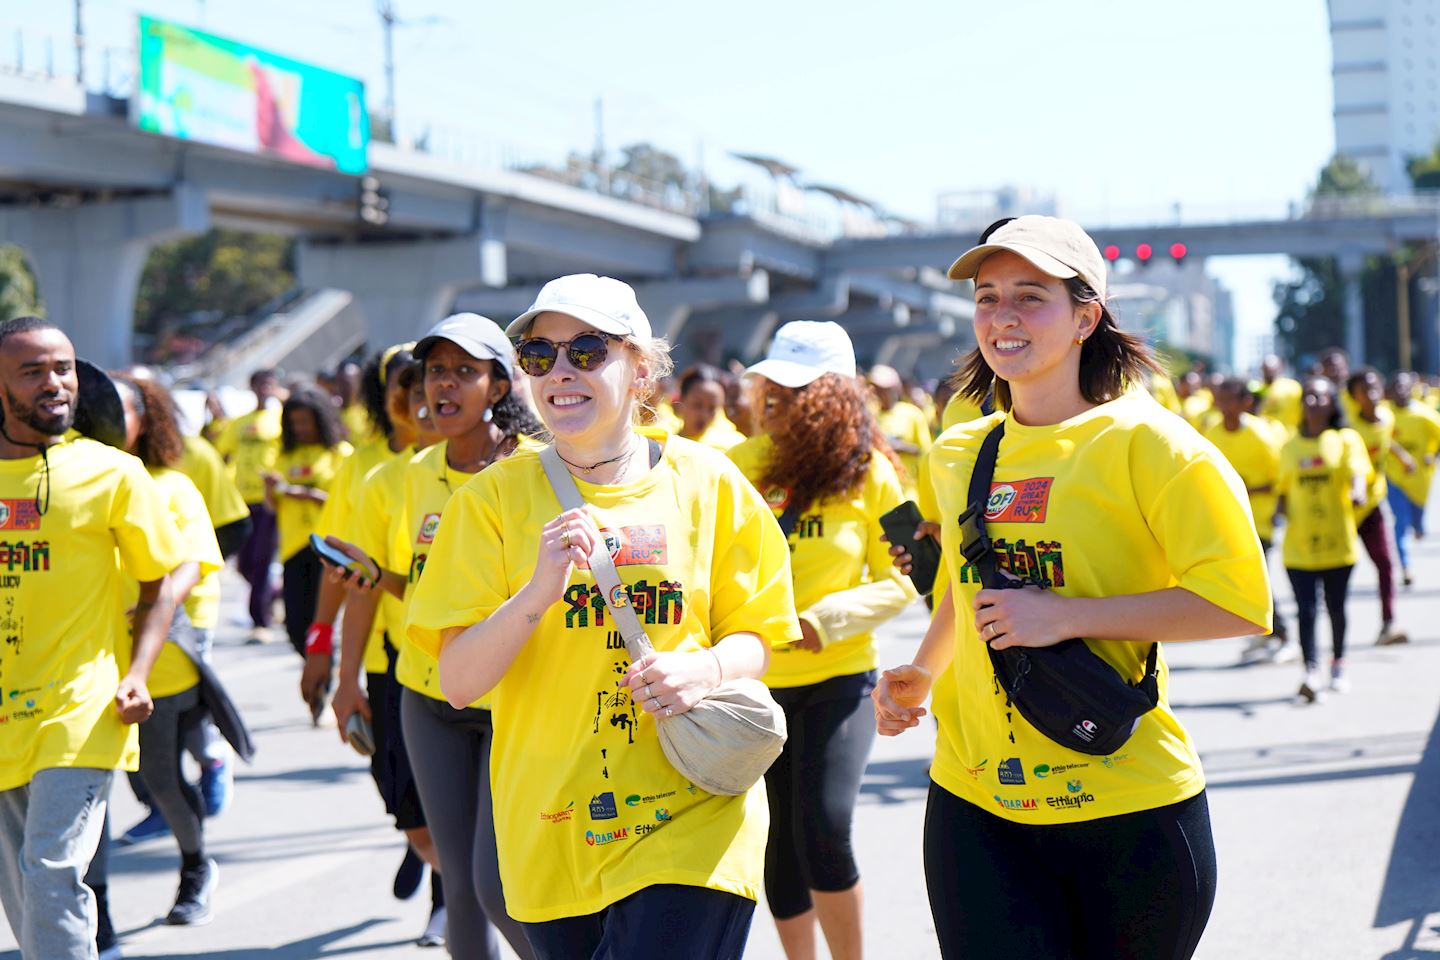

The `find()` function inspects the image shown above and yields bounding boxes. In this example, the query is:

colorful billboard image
[135,16,369,174]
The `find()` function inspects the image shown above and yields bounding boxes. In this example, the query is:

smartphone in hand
[879,501,942,596]
[309,533,368,576]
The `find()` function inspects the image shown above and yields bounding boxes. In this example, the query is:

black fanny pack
[958,423,1159,757]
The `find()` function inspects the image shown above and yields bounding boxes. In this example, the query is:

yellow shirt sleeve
[147,470,221,697]
[180,435,250,528]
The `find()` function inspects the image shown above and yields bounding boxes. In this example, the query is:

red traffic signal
[1170,242,1188,262]
[1135,243,1153,262]
[1103,244,1121,261]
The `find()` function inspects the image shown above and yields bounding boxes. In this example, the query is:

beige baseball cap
[947,216,1108,301]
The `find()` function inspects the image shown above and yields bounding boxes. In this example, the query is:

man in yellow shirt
[214,370,282,643]
[1258,355,1302,435]
[0,319,185,960]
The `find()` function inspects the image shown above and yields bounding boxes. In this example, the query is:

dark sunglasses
[513,332,628,377]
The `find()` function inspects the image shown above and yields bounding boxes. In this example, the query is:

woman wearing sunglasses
[327,313,542,960]
[407,274,800,960]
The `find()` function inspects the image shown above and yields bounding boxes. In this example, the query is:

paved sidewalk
[4,529,1438,958]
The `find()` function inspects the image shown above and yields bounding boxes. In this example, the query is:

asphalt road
[5,526,1439,959]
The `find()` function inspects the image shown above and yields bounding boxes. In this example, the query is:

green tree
[1273,156,1399,370]
[135,229,294,349]
[0,246,41,321]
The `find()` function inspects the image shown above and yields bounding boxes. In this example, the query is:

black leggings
[923,783,1216,960]
[282,550,322,657]
[764,671,876,919]
[1285,565,1353,668]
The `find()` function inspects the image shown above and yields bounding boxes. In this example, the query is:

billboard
[135,16,368,174]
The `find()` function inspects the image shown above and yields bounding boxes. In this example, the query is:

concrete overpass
[3,67,1438,377]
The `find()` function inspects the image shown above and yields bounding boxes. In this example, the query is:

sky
[24,0,1337,371]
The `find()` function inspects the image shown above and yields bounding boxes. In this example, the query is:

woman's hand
[884,520,941,575]
[331,677,371,745]
[531,509,598,602]
[973,585,1073,650]
[795,618,823,653]
[872,664,932,736]
[622,649,723,718]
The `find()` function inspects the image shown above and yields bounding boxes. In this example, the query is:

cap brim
[745,358,826,389]
[947,242,1079,283]
[74,359,127,449]
[505,303,634,339]
[414,334,514,377]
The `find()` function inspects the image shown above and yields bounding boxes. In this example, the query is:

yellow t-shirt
[406,434,801,922]
[729,434,915,687]
[178,435,250,529]
[1259,377,1303,434]
[342,404,378,446]
[1386,401,1440,505]
[0,437,186,791]
[876,401,933,498]
[350,448,418,676]
[1202,414,1282,541]
[138,468,222,697]
[1346,407,1394,520]
[391,441,488,703]
[274,442,351,562]
[316,440,396,674]
[925,393,1270,825]
[1148,375,1182,415]
[941,393,987,432]
[215,408,282,505]
[654,397,683,433]
[1276,429,1371,571]
[1180,390,1214,430]
[692,412,746,452]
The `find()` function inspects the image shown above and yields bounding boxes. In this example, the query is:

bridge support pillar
[0,188,208,369]
[1339,252,1366,365]
[297,235,502,347]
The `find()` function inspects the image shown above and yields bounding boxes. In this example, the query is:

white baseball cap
[947,215,1108,301]
[506,274,652,341]
[746,320,857,389]
[415,313,515,379]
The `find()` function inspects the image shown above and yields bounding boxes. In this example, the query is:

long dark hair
[1302,376,1346,433]
[281,385,345,452]
[491,369,543,440]
[112,373,184,468]
[360,345,416,442]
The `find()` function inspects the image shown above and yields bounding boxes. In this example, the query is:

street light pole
[73,0,83,86]
[378,0,396,135]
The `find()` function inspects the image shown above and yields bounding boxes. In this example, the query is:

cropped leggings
[924,784,1217,960]
[401,688,534,960]
[764,671,876,919]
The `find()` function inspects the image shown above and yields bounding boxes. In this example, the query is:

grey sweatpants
[401,688,534,960]
[0,766,113,960]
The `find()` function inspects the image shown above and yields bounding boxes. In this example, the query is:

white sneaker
[1264,642,1302,665]
[1299,669,1326,703]
[245,626,273,645]
[1329,660,1351,693]
[417,904,446,948]
[1377,624,1410,646]
[1240,635,1272,662]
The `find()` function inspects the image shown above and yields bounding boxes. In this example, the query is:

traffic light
[1170,242,1188,264]
[1103,244,1121,262]
[358,176,390,227]
[1135,243,1153,264]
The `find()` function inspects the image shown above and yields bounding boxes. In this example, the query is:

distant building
[1329,0,1440,192]
[1108,261,1237,371]
[935,186,1060,236]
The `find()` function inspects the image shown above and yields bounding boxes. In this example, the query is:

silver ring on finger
[650,697,660,711]
[664,707,673,718]
[984,622,995,640]
[643,684,652,700]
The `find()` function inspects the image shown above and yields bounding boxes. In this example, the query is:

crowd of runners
[2,215,1435,960]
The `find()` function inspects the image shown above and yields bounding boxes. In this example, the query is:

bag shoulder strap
[539,445,655,663]
[967,422,1005,513]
